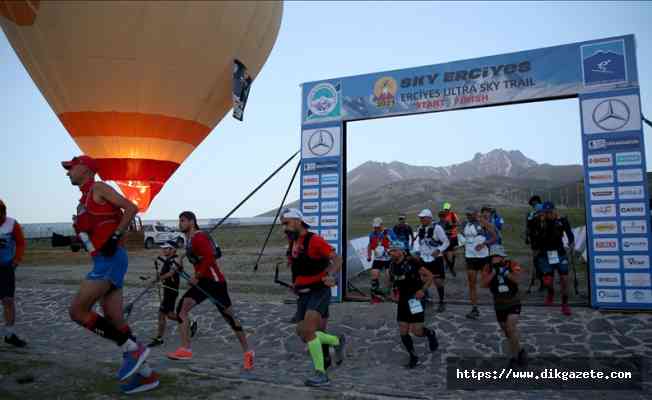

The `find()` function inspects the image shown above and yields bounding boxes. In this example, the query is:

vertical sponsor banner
[300,119,343,301]
[581,87,652,310]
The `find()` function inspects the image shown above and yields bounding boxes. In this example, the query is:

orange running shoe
[244,350,255,371]
[167,347,193,360]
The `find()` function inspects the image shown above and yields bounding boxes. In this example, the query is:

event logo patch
[588,170,614,184]
[594,255,620,269]
[617,168,643,183]
[597,289,623,302]
[594,238,619,252]
[625,289,652,304]
[621,220,647,235]
[587,153,613,168]
[623,255,650,269]
[306,82,341,121]
[372,76,397,108]
[591,203,616,218]
[619,203,646,217]
[622,237,648,252]
[581,39,627,87]
[590,187,615,201]
[624,273,652,288]
[595,273,621,287]
[592,221,618,235]
[615,151,642,166]
[618,185,644,200]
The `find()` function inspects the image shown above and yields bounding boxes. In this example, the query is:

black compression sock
[562,294,569,304]
[322,344,331,368]
[437,286,445,302]
[371,279,380,292]
[400,334,416,357]
[82,312,130,346]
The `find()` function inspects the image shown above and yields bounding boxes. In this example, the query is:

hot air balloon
[0,0,283,212]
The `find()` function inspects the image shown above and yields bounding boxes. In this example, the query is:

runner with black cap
[61,155,159,394]
[392,214,414,254]
[281,208,346,387]
[168,211,254,370]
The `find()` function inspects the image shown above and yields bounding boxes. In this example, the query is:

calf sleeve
[82,312,129,346]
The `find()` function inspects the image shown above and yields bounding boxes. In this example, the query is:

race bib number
[409,298,423,314]
[498,284,509,293]
[374,245,386,258]
[547,251,560,265]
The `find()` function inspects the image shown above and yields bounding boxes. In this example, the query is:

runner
[481,245,527,366]
[168,211,254,370]
[536,202,574,316]
[148,240,198,347]
[481,205,503,247]
[0,199,27,347]
[281,208,345,387]
[459,207,497,320]
[388,240,439,368]
[414,209,449,313]
[62,155,159,394]
[367,218,396,297]
[392,214,414,254]
[525,196,544,292]
[438,202,460,277]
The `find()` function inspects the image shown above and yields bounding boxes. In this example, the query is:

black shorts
[397,299,425,324]
[445,237,459,252]
[159,287,178,314]
[466,257,489,271]
[371,259,390,270]
[177,279,232,314]
[295,286,330,321]
[423,258,445,279]
[0,267,15,299]
[495,303,521,323]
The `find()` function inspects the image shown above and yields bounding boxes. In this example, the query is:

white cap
[282,208,310,226]
[417,209,433,218]
[372,217,383,227]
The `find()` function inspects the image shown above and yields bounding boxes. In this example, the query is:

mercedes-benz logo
[308,129,335,156]
[592,98,630,131]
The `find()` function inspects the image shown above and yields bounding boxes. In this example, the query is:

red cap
[61,155,98,173]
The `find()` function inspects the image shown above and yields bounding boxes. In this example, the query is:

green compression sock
[316,331,340,346]
[307,337,325,373]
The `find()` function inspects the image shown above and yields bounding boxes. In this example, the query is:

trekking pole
[124,280,157,319]
[274,261,293,288]
[154,260,162,302]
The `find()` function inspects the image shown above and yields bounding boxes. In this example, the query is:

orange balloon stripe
[0,0,39,26]
[59,111,211,147]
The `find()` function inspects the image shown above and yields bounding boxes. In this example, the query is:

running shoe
[426,329,439,352]
[118,343,150,381]
[147,337,164,348]
[437,302,446,313]
[561,304,572,316]
[120,371,160,394]
[517,348,528,367]
[167,347,193,360]
[334,334,346,366]
[466,307,479,320]
[190,320,198,338]
[4,334,27,348]
[544,293,554,306]
[405,355,419,369]
[304,371,330,387]
[243,350,255,371]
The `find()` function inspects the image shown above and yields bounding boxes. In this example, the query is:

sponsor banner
[587,137,641,151]
[590,186,615,201]
[592,221,618,235]
[303,161,340,172]
[623,255,651,269]
[624,273,652,288]
[301,126,341,159]
[617,168,644,183]
[595,273,621,287]
[302,202,320,214]
[590,203,617,218]
[593,238,619,252]
[321,186,339,199]
[621,237,648,252]
[303,215,319,227]
[619,202,646,217]
[302,188,319,200]
[596,288,623,303]
[304,81,342,123]
[615,151,642,166]
[625,289,652,304]
[593,255,620,269]
[581,94,642,134]
[587,153,613,168]
[321,229,338,241]
[321,173,339,186]
[321,201,339,213]
[620,220,648,235]
[302,174,320,186]
[618,185,644,200]
[320,214,339,227]
[588,170,614,184]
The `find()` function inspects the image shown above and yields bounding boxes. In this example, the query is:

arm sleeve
[562,218,575,244]
[192,233,216,275]
[13,222,26,264]
[435,225,449,253]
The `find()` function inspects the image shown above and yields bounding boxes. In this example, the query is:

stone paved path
[1,285,650,399]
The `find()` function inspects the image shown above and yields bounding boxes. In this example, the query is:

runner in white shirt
[413,209,449,313]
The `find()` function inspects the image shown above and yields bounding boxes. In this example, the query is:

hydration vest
[489,260,519,299]
[0,218,17,267]
[288,232,330,289]
[185,231,222,265]
[74,182,123,253]
[417,224,443,247]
